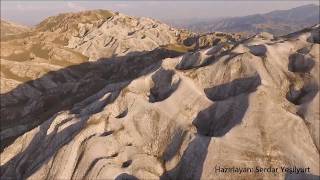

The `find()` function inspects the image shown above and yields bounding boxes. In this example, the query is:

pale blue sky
[1,1,319,26]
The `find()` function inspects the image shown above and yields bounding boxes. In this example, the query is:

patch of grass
[30,43,50,59]
[36,10,114,33]
[98,10,114,19]
[2,50,31,62]
[49,47,89,67]
[52,36,69,46]
[1,32,35,42]
[161,44,195,53]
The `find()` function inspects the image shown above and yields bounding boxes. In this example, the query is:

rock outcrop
[66,12,240,60]
[0,10,319,180]
[1,10,240,152]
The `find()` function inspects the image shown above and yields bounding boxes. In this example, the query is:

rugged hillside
[1,8,319,178]
[0,10,241,93]
[0,10,240,151]
[65,11,242,60]
[0,19,30,37]
[182,4,320,36]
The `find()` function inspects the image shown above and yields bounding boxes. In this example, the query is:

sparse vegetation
[161,43,194,53]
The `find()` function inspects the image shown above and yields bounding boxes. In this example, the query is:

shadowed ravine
[160,76,260,179]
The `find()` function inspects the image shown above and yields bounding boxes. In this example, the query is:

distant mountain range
[176,4,320,36]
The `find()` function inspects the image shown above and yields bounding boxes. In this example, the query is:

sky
[1,0,319,26]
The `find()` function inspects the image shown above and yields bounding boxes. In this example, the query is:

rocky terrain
[0,19,30,38]
[178,4,320,36]
[1,9,319,180]
[1,10,239,93]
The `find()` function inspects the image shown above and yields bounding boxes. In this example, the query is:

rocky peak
[36,9,114,34]
[66,11,243,60]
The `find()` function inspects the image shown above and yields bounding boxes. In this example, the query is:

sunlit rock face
[0,10,240,149]
[0,9,319,180]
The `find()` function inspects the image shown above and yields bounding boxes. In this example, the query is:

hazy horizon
[1,1,319,26]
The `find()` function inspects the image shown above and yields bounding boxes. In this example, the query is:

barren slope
[0,19,30,37]
[0,10,240,152]
[1,10,240,92]
[1,16,319,179]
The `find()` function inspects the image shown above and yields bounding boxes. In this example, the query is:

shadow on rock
[285,172,320,180]
[0,47,184,152]
[193,93,250,137]
[149,68,180,103]
[115,173,139,180]
[288,53,315,73]
[0,47,186,179]
[160,75,260,179]
[198,75,260,137]
[204,75,261,101]
[160,135,211,180]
